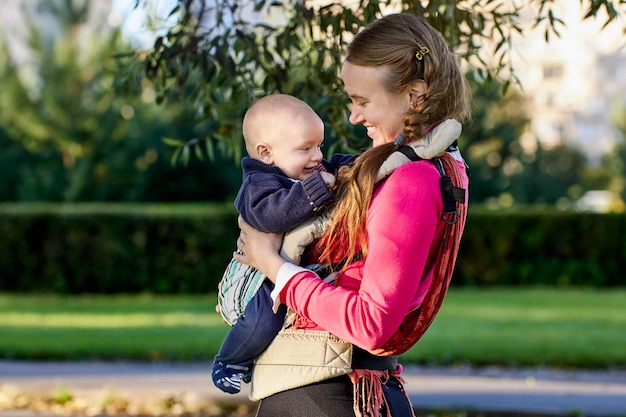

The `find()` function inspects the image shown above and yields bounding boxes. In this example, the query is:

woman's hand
[233,216,286,283]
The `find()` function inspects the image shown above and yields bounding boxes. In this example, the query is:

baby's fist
[320,171,336,188]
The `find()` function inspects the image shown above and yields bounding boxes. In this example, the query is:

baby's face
[269,114,325,181]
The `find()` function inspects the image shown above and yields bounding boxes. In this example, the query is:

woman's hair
[317,13,470,267]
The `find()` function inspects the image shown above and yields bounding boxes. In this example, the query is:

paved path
[1,361,626,416]
[403,366,626,416]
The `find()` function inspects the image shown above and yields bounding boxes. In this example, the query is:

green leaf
[193,140,204,161]
[205,139,215,160]
[182,145,190,166]
[161,137,184,147]
[170,147,182,167]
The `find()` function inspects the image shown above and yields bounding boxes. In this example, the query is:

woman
[234,13,471,417]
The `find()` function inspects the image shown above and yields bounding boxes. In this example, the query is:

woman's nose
[349,109,363,125]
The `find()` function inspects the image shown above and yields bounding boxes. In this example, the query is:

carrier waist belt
[351,347,398,370]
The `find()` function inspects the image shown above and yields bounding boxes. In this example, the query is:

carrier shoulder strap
[397,145,465,224]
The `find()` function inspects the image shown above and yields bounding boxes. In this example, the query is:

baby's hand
[320,171,336,188]
[215,304,227,324]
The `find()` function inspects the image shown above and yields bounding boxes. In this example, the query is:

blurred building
[509,0,626,164]
[0,0,115,92]
[0,0,114,60]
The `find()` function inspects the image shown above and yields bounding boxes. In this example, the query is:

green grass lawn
[1,288,624,369]
[401,287,626,368]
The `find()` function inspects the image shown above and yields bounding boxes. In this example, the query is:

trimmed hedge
[457,210,626,287]
[0,203,239,294]
[0,203,624,293]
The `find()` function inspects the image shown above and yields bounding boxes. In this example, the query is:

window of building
[543,64,563,80]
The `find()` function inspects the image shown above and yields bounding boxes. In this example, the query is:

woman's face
[341,62,413,147]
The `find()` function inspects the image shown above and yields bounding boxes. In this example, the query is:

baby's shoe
[212,362,251,394]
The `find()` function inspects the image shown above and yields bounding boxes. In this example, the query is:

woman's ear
[409,80,427,107]
[256,142,273,165]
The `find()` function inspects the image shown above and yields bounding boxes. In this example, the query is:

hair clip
[393,133,406,146]
[415,45,430,60]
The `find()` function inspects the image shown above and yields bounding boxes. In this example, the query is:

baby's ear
[256,142,273,164]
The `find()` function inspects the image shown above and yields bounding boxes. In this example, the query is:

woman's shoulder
[371,160,442,219]
[387,159,441,184]
[374,160,442,205]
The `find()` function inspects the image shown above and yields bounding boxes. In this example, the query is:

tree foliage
[128,0,626,160]
[601,103,626,202]
[0,0,242,202]
[463,74,588,206]
[1,0,624,205]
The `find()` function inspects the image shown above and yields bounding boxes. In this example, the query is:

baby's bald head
[243,94,320,158]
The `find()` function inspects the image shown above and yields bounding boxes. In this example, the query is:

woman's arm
[279,162,445,350]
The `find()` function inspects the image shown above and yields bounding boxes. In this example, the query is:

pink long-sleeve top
[272,157,469,351]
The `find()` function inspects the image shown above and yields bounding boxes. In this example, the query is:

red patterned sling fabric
[370,152,468,356]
